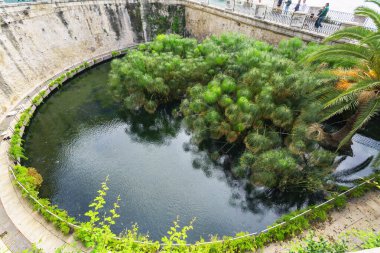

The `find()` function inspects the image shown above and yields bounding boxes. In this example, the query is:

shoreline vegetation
[8,34,378,252]
[7,0,380,250]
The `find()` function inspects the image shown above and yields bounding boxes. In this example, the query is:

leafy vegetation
[69,177,379,252]
[111,51,121,57]
[10,103,380,251]
[9,110,77,235]
[305,0,380,151]
[32,90,46,106]
[289,233,348,253]
[290,229,380,253]
[8,59,98,236]
[109,33,339,192]
[8,36,380,252]
[18,176,380,253]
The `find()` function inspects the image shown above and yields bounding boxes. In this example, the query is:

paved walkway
[264,190,380,252]
[0,66,87,252]
[0,191,30,253]
[0,239,11,253]
[0,137,80,252]
[0,45,138,252]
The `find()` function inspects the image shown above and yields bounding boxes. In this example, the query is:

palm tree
[306,0,380,150]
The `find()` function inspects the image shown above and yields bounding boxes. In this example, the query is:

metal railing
[0,0,376,34]
[193,0,334,35]
[189,0,377,35]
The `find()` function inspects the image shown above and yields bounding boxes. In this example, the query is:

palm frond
[361,33,380,45]
[324,26,374,43]
[325,80,380,108]
[318,87,341,103]
[321,100,357,122]
[312,86,336,101]
[305,44,372,64]
[338,97,380,149]
[355,6,380,30]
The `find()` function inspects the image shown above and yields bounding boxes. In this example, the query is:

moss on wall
[125,2,145,43]
[104,4,122,40]
[144,3,186,41]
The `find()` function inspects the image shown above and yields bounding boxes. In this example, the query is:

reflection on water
[120,106,181,145]
[22,61,377,242]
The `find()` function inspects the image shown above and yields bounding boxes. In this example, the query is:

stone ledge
[0,46,135,252]
[182,1,326,43]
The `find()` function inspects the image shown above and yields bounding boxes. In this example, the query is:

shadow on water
[185,138,325,215]
[118,103,326,215]
[119,104,182,145]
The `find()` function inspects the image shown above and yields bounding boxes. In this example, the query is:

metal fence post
[289,13,293,26]
[301,15,307,30]
[263,6,268,20]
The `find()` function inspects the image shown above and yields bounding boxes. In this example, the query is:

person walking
[284,0,292,14]
[314,3,329,28]
[277,0,283,8]
[294,0,301,12]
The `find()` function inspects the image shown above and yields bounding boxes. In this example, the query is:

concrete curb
[0,46,135,253]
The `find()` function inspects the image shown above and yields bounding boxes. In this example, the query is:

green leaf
[339,97,380,149]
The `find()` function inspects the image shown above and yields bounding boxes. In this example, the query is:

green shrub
[109,34,338,192]
[111,51,120,57]
[289,233,348,253]
[333,195,347,210]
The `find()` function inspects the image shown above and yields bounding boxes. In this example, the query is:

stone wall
[0,0,185,114]
[184,2,325,44]
[0,0,327,115]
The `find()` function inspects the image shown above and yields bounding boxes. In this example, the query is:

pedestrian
[294,0,301,11]
[300,0,307,12]
[314,3,329,28]
[284,0,292,14]
[277,0,283,8]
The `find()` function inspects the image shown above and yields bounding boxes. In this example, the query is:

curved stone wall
[0,1,184,251]
[184,2,326,44]
[0,0,184,114]
[0,0,328,115]
[0,0,129,112]
[0,1,329,251]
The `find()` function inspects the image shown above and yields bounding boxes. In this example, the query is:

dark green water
[23,61,378,242]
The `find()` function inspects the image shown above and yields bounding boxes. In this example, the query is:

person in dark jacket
[294,0,301,11]
[284,0,292,14]
[277,0,283,7]
[315,3,330,28]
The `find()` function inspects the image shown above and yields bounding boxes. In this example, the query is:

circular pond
[23,61,378,242]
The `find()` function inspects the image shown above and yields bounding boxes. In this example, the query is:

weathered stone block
[255,4,267,18]
[290,12,306,28]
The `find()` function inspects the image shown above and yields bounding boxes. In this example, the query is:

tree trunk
[331,112,358,142]
[321,112,359,151]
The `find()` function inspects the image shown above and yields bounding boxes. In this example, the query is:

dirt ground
[262,190,380,253]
